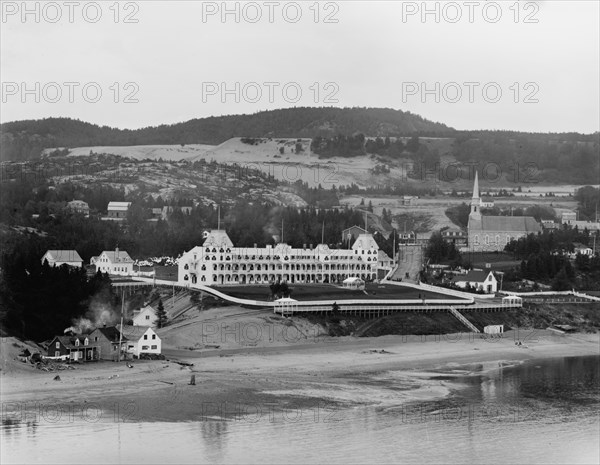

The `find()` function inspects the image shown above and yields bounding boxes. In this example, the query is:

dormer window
[84,338,89,346]
[75,339,80,346]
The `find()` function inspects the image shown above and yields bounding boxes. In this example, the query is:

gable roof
[452,270,494,283]
[100,250,134,263]
[43,250,83,263]
[134,305,156,317]
[118,325,158,341]
[203,230,234,248]
[108,202,131,211]
[378,250,392,261]
[473,216,541,233]
[51,334,94,349]
[92,326,126,342]
[351,233,379,251]
[342,225,367,234]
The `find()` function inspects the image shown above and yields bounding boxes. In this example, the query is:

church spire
[472,170,480,200]
[469,170,481,221]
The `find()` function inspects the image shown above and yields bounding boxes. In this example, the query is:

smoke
[263,206,283,240]
[68,294,120,334]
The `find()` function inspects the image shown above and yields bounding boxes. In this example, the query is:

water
[2,355,599,464]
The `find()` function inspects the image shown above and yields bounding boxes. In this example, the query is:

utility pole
[118,289,124,363]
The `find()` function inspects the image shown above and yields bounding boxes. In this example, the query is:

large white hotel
[177,229,392,286]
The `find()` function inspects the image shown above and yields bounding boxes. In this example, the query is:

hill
[0,107,453,162]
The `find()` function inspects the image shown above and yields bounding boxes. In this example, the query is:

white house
[66,200,90,217]
[107,201,132,220]
[452,270,498,294]
[41,250,83,268]
[91,248,134,276]
[133,305,158,327]
[119,325,161,357]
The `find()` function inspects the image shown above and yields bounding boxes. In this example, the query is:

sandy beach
[1,330,598,423]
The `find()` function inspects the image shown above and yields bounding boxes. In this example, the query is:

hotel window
[55,351,60,357]
[506,235,510,244]
[152,334,156,339]
[151,345,157,350]
[485,235,489,244]
[495,235,500,244]
[56,341,60,349]
[142,345,149,350]
[146,315,150,320]
[474,235,479,244]
[144,334,148,340]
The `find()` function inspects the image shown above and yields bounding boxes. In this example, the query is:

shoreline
[1,330,598,423]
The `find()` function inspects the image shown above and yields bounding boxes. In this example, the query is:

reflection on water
[2,356,599,464]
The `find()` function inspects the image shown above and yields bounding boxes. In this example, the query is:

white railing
[448,306,480,333]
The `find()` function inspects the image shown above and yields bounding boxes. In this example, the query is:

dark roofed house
[89,326,128,361]
[47,334,99,362]
[342,226,367,244]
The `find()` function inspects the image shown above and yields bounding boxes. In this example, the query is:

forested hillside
[0,107,452,161]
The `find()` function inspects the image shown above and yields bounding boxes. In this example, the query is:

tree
[156,298,168,328]
[551,267,571,291]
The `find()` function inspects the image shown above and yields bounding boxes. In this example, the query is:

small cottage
[452,270,498,294]
[133,305,158,327]
[119,325,161,357]
[41,250,83,268]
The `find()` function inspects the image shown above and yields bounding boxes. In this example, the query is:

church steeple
[469,170,481,221]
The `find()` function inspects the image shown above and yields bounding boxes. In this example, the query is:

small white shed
[343,277,365,290]
[484,325,504,335]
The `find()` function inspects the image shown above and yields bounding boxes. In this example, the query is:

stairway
[448,306,480,333]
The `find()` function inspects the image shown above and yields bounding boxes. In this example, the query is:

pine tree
[156,298,168,328]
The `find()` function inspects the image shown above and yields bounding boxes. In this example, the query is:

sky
[1,0,599,133]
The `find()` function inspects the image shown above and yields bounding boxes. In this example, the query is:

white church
[467,171,541,252]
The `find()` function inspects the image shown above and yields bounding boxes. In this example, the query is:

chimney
[303,244,307,250]
[310,243,313,250]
